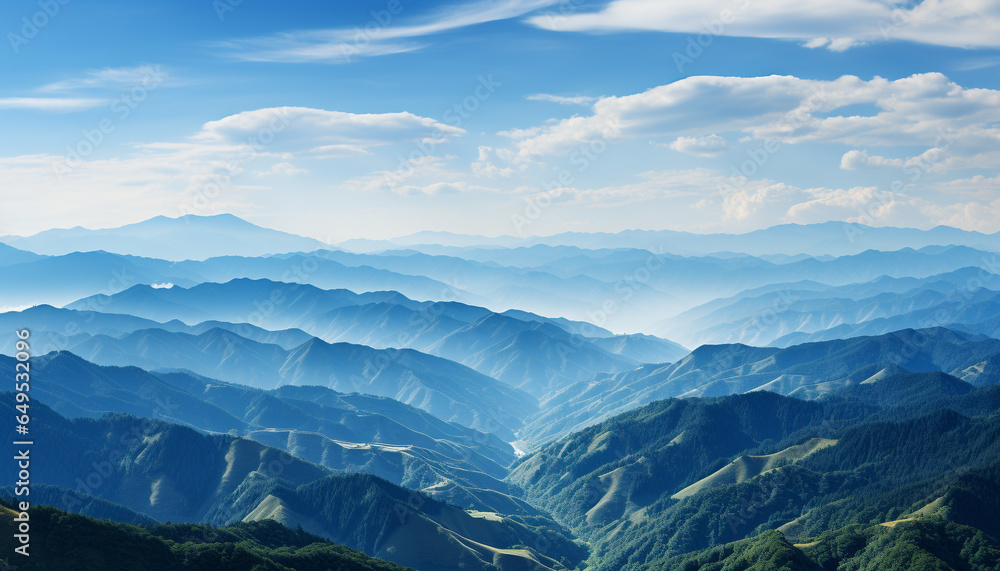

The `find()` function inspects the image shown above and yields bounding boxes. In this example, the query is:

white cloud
[472,146,519,178]
[218,0,560,63]
[841,143,1000,174]
[840,147,964,173]
[827,37,865,51]
[840,149,905,169]
[668,134,731,157]
[0,101,481,235]
[307,144,373,158]
[803,38,831,49]
[0,151,222,235]
[804,37,866,51]
[527,93,597,105]
[420,181,467,195]
[925,199,1000,233]
[498,126,547,141]
[785,186,914,226]
[39,65,168,92]
[0,107,449,234]
[516,168,734,206]
[0,65,168,115]
[193,107,465,156]
[721,182,802,222]
[527,0,1000,50]
[255,162,309,177]
[0,97,106,112]
[494,73,1000,171]
[340,155,473,195]
[702,180,925,230]
[933,174,1000,195]
[528,165,1000,233]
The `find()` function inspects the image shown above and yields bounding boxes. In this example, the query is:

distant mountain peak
[4,213,330,261]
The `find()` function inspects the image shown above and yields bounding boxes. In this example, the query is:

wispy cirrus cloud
[0,65,168,114]
[528,0,1000,51]
[217,0,560,63]
[0,97,107,112]
[527,93,597,105]
[38,65,169,92]
[340,155,485,195]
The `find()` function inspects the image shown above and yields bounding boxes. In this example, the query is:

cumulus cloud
[668,134,731,157]
[527,0,1000,50]
[840,143,991,174]
[721,182,802,222]
[194,107,464,148]
[804,37,866,51]
[472,146,521,178]
[923,199,1000,233]
[0,105,465,233]
[495,73,1000,171]
[786,186,913,225]
[933,174,1000,195]
[840,149,906,169]
[532,165,992,232]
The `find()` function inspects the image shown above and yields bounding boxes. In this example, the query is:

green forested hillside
[0,501,415,571]
[0,397,583,571]
[647,519,1000,571]
[1,350,526,514]
[521,327,1000,447]
[507,391,874,533]
[508,379,1000,570]
[6,325,1000,570]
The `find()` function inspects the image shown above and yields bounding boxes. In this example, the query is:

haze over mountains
[0,214,329,260]
[11,215,1000,260]
[3,215,998,334]
[3,214,1000,570]
[338,222,1000,257]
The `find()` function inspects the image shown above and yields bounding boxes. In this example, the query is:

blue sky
[1,0,999,242]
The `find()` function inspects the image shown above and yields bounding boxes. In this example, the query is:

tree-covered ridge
[507,391,874,534]
[508,374,1000,570]
[521,326,1000,446]
[0,396,585,571]
[647,519,1000,571]
[255,473,587,571]
[0,501,415,571]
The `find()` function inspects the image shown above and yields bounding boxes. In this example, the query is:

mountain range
[518,327,1000,447]
[60,281,687,397]
[337,222,1000,257]
[0,214,330,260]
[0,397,582,571]
[3,214,1000,570]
